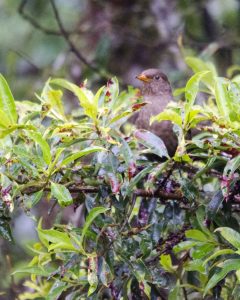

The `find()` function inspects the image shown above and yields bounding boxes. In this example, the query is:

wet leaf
[0,219,13,241]
[135,129,169,158]
[215,227,240,249]
[204,259,240,296]
[12,266,55,277]
[60,146,105,167]
[88,256,98,296]
[46,281,67,300]
[79,207,109,254]
[51,182,73,207]
[27,131,52,165]
[150,109,182,127]
[184,71,210,124]
[0,74,18,124]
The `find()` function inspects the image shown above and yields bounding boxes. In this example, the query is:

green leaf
[185,229,209,242]
[0,219,13,242]
[173,87,185,97]
[204,259,240,295]
[207,190,224,217]
[0,124,35,139]
[0,74,18,124]
[47,147,65,176]
[184,71,210,123]
[27,131,52,165]
[60,146,105,167]
[169,281,182,300]
[191,243,215,259]
[139,280,151,299]
[12,266,54,277]
[51,182,73,207]
[214,77,231,121]
[215,227,240,249]
[79,207,109,254]
[87,256,98,296]
[93,85,105,108]
[0,127,18,138]
[223,155,240,177]
[196,207,212,236]
[173,240,198,253]
[108,110,132,126]
[38,227,76,251]
[125,165,154,197]
[185,57,216,90]
[203,249,235,266]
[119,137,134,165]
[150,109,182,127]
[30,189,43,207]
[0,109,12,128]
[51,78,102,121]
[185,259,206,273]
[107,77,121,112]
[132,259,152,283]
[40,80,66,120]
[134,129,169,158]
[46,281,67,300]
[160,254,176,273]
[99,257,113,286]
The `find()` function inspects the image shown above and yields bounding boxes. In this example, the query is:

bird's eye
[154,75,160,80]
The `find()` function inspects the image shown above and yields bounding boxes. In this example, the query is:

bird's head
[136,69,172,96]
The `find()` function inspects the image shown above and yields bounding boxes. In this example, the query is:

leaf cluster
[1,57,240,299]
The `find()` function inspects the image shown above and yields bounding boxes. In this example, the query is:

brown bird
[134,68,178,156]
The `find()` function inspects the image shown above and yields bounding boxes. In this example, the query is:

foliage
[1,57,240,299]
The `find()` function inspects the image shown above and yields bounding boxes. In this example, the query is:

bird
[134,68,178,156]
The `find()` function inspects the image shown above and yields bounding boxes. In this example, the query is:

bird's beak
[136,74,151,83]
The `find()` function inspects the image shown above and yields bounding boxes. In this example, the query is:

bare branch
[134,188,183,200]
[18,0,106,75]
[18,0,62,36]
[23,183,183,200]
[49,0,102,74]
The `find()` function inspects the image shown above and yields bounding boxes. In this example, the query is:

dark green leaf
[51,182,73,207]
[0,219,13,241]
[27,131,52,165]
[134,129,169,158]
[215,227,240,249]
[79,207,109,254]
[204,259,240,295]
[46,281,67,300]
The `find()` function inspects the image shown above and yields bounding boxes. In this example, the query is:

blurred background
[1,0,240,298]
[1,0,240,99]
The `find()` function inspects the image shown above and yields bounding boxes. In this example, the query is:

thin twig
[18,0,62,36]
[10,49,40,72]
[23,183,183,201]
[19,0,105,75]
[49,0,102,74]
[134,189,183,200]
[18,0,85,36]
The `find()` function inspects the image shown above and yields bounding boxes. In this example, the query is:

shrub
[1,57,240,299]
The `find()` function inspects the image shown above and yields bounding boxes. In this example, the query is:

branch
[18,0,105,75]
[23,183,183,200]
[49,0,102,74]
[134,189,183,200]
[18,0,87,36]
[18,0,62,36]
